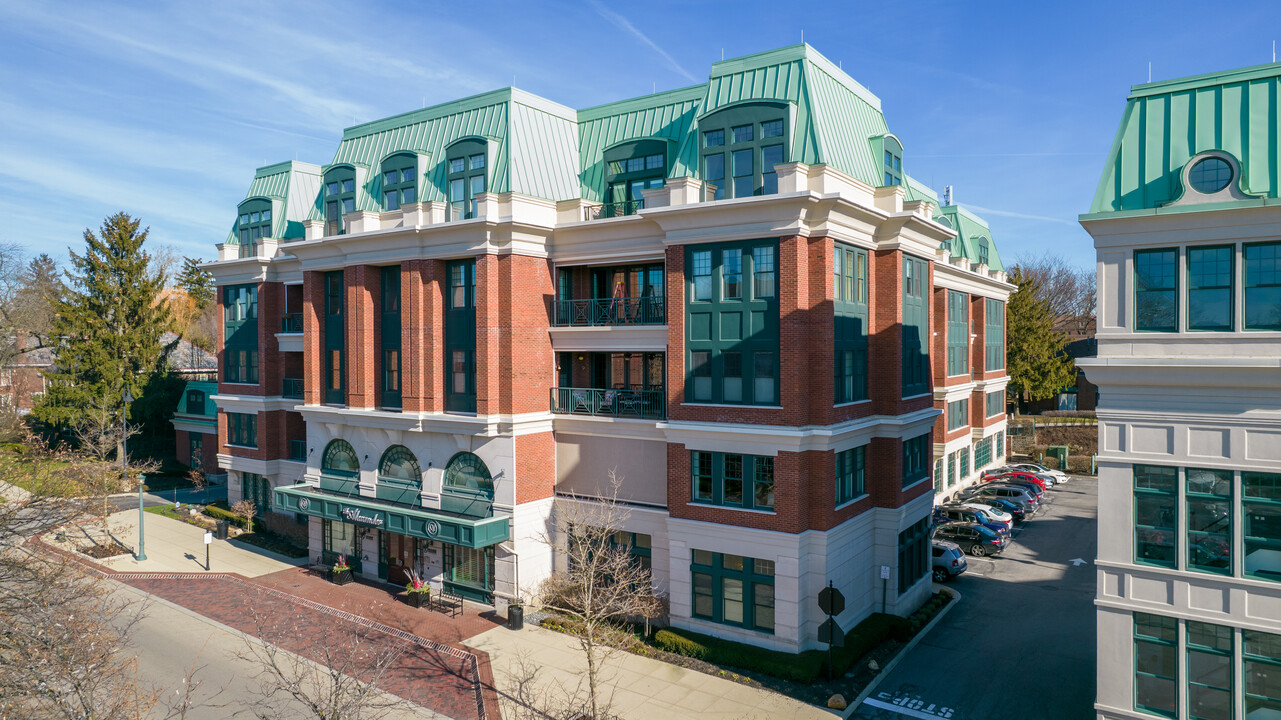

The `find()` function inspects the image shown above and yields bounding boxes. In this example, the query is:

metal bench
[434,587,463,618]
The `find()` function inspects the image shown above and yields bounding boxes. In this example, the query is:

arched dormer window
[975,236,990,266]
[321,439,359,477]
[380,154,418,211]
[237,198,272,253]
[699,102,788,200]
[446,139,487,220]
[883,135,903,187]
[602,139,667,217]
[378,445,421,483]
[323,166,356,236]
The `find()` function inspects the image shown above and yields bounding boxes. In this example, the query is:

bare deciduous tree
[528,472,664,720]
[237,608,409,720]
[187,467,208,506]
[231,499,257,531]
[1013,252,1096,336]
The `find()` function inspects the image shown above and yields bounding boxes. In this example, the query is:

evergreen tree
[15,253,62,347]
[176,256,213,310]
[32,214,175,438]
[1006,266,1076,410]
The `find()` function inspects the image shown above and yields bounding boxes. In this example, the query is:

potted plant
[331,555,353,586]
[405,570,430,608]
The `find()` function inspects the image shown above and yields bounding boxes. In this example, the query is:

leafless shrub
[231,499,257,530]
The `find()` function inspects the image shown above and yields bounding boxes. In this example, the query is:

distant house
[170,379,222,482]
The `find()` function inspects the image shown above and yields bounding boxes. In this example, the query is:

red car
[984,470,1048,492]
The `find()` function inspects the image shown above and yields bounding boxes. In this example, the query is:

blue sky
[2,0,1280,272]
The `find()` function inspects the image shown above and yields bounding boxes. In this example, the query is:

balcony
[584,199,643,221]
[550,387,665,420]
[288,439,306,463]
[282,378,304,399]
[280,313,302,333]
[555,296,665,327]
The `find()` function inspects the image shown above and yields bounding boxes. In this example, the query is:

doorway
[382,532,417,586]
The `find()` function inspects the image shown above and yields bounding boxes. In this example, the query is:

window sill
[687,501,775,515]
[901,392,932,401]
[681,402,783,410]
[222,382,260,387]
[834,399,871,409]
[901,476,931,492]
[835,493,870,512]
[225,443,258,450]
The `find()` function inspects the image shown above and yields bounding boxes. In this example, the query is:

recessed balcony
[550,387,666,420]
[554,296,665,327]
[280,313,302,333]
[282,378,304,400]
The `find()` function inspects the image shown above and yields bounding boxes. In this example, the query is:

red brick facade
[514,431,556,504]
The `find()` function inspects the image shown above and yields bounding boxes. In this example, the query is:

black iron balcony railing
[280,313,302,333]
[550,387,665,420]
[585,199,643,221]
[555,296,665,326]
[282,378,304,399]
[288,439,306,462]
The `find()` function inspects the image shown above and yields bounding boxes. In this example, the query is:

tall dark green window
[834,244,868,404]
[883,135,903,187]
[689,451,773,511]
[985,299,1005,371]
[1134,613,1177,718]
[835,445,866,506]
[699,103,787,200]
[227,412,256,448]
[380,266,401,409]
[684,241,779,405]
[902,433,930,489]
[446,260,477,413]
[1244,471,1281,582]
[323,271,344,404]
[1135,248,1178,332]
[986,390,1004,418]
[902,256,930,396]
[323,166,356,236]
[1186,468,1231,575]
[224,284,258,384]
[897,516,929,594]
[1244,241,1281,330]
[380,154,417,211]
[690,550,774,633]
[446,139,486,220]
[242,472,271,514]
[236,198,272,252]
[976,237,990,266]
[603,139,667,215]
[1186,621,1232,719]
[1135,465,1177,568]
[959,446,970,478]
[946,290,970,377]
[1187,245,1233,331]
[947,399,968,431]
[1245,629,1281,714]
[974,437,992,469]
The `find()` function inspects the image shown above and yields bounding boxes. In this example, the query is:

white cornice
[658,406,940,453]
[294,404,555,437]
[171,417,216,434]
[932,261,1015,297]
[211,393,302,413]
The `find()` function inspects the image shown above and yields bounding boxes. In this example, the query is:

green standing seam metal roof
[173,380,219,418]
[935,204,1004,272]
[227,161,322,243]
[227,43,1006,263]
[1089,60,1281,215]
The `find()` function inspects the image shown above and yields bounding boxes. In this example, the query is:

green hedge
[203,504,247,527]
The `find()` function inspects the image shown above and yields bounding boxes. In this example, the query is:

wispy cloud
[963,204,1080,227]
[587,0,699,84]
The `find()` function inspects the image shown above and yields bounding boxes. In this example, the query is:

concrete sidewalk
[49,508,303,577]
[470,624,832,720]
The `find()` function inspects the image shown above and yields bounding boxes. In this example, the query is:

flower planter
[406,591,430,609]
[331,568,353,586]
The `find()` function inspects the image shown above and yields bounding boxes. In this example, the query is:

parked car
[934,504,1012,535]
[969,496,1028,522]
[985,474,1047,499]
[933,522,1008,557]
[959,502,1014,526]
[932,540,968,581]
[1006,462,1070,484]
[962,484,1040,514]
[990,470,1053,490]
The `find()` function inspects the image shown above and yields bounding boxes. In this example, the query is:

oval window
[1188,157,1232,194]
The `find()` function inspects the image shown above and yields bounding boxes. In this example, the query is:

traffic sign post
[204,531,213,571]
[818,580,845,682]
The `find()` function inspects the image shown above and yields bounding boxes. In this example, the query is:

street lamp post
[124,388,146,562]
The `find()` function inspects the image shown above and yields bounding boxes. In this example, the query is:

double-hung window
[1186,621,1232,719]
[883,135,903,186]
[446,139,487,220]
[380,266,402,409]
[902,433,930,489]
[835,445,866,506]
[690,550,774,633]
[445,260,477,412]
[689,451,773,511]
[947,291,969,377]
[699,103,787,200]
[1187,245,1233,331]
[947,398,968,431]
[1135,465,1178,568]
[834,244,869,404]
[323,168,356,236]
[985,299,1005,371]
[380,154,417,211]
[323,271,344,404]
[1134,613,1178,717]
[1186,468,1231,574]
[1245,629,1281,713]
[236,199,272,252]
[897,516,929,593]
[986,390,1004,417]
[1244,241,1281,330]
[226,412,257,448]
[1244,472,1281,582]
[902,256,931,396]
[1135,248,1178,332]
[224,284,258,384]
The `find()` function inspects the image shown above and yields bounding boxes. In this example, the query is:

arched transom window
[443,452,493,497]
[378,445,421,484]
[321,439,359,477]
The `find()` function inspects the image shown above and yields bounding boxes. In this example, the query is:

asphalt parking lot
[852,474,1098,720]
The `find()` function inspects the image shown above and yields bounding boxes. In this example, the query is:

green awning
[274,484,509,549]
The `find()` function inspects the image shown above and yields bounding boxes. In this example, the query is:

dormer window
[446,139,487,220]
[699,102,788,200]
[186,389,205,414]
[323,167,356,236]
[883,136,903,186]
[236,199,272,254]
[380,154,417,211]
[976,237,990,266]
[602,139,667,217]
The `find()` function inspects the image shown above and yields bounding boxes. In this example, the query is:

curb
[839,584,962,718]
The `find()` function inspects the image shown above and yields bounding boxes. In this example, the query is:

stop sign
[818,584,845,616]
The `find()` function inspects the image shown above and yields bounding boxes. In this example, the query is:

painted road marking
[1069,558,1088,566]
[864,692,956,718]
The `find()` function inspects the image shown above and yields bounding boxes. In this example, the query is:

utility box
[215,520,230,540]
[1048,446,1069,470]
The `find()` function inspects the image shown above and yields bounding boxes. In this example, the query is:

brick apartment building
[204,44,1011,652]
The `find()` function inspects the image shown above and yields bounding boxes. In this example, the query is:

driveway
[853,475,1098,719]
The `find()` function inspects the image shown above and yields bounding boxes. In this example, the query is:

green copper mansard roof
[1089,60,1281,215]
[227,43,1002,260]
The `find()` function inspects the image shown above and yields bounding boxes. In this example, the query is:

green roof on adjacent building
[1089,60,1281,215]
[935,204,1004,272]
